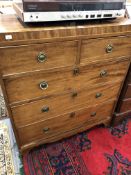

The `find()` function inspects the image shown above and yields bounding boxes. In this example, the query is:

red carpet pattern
[23,117,131,175]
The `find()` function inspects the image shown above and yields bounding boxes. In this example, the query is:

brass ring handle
[91,112,96,117]
[73,68,80,76]
[37,52,47,62]
[72,91,78,97]
[39,81,48,90]
[70,112,76,118]
[106,44,113,53]
[100,70,108,77]
[95,93,102,98]
[41,106,49,113]
[43,127,50,133]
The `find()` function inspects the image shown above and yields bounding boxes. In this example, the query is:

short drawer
[120,98,131,113]
[81,36,131,64]
[11,82,121,128]
[0,41,78,76]
[125,84,131,99]
[17,100,115,147]
[5,58,129,104]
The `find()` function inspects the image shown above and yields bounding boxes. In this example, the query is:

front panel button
[78,14,83,18]
[67,15,71,18]
[61,15,66,18]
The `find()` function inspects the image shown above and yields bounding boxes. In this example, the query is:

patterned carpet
[0,122,15,175]
[23,117,131,175]
[0,90,14,174]
[0,88,7,118]
[0,89,24,175]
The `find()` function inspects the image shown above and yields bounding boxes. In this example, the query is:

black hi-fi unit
[13,0,126,22]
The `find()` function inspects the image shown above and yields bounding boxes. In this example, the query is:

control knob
[67,15,71,18]
[78,14,83,18]
[61,15,66,19]
[73,14,76,18]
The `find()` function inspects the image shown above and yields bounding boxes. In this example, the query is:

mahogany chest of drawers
[113,64,131,125]
[0,15,131,152]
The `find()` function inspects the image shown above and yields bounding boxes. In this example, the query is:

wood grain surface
[0,41,78,76]
[4,57,130,104]
[0,15,131,46]
[0,14,131,152]
[113,64,131,125]
[120,98,131,112]
[81,36,131,64]
[11,81,122,128]
[125,84,131,98]
[17,100,115,147]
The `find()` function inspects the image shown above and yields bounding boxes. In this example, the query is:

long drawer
[81,36,131,64]
[17,100,115,147]
[0,41,78,76]
[5,58,129,104]
[113,110,131,126]
[11,82,121,128]
[125,84,131,99]
[120,98,131,113]
[128,67,131,83]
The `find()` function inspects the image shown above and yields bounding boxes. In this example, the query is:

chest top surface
[0,15,131,45]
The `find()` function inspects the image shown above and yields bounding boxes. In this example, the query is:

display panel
[18,0,126,12]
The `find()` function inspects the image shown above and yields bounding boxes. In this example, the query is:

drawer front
[0,41,77,76]
[17,100,115,146]
[5,58,129,104]
[128,68,131,83]
[120,99,131,113]
[81,36,131,64]
[125,84,131,99]
[11,82,121,128]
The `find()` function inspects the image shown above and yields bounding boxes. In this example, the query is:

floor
[23,117,131,175]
